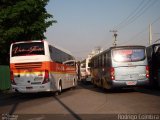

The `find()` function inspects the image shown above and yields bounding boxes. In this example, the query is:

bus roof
[11,40,44,44]
[92,45,146,59]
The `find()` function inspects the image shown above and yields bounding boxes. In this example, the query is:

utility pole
[149,24,152,45]
[110,30,118,46]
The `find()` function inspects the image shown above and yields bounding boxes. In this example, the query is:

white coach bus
[10,40,77,94]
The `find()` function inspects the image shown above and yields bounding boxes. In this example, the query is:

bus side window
[99,56,101,67]
[106,52,110,67]
[100,55,103,67]
[102,55,104,67]
[49,46,55,61]
[146,47,152,63]
[104,54,106,66]
[96,57,98,68]
[49,46,52,53]
[102,54,106,67]
[94,59,96,68]
[93,59,95,68]
[64,61,76,67]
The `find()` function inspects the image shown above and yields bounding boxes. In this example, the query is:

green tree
[0,0,56,65]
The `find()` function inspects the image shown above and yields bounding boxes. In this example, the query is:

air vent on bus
[15,62,42,69]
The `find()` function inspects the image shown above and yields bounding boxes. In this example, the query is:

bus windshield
[12,42,45,57]
[112,48,145,62]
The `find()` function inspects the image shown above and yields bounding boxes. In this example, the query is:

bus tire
[93,80,97,88]
[59,81,62,94]
[101,79,104,88]
[106,81,112,90]
[73,79,76,88]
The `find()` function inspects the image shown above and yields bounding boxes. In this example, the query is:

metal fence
[0,65,11,91]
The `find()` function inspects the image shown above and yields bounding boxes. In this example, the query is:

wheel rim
[73,80,75,86]
[59,83,62,92]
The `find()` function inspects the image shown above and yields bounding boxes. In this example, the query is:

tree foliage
[0,0,56,65]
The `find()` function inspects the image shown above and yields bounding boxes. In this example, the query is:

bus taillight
[10,71,16,85]
[146,66,149,78]
[110,67,115,80]
[42,70,49,84]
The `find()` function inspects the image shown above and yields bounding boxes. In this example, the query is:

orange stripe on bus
[10,61,76,74]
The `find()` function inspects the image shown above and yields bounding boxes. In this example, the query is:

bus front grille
[15,62,42,69]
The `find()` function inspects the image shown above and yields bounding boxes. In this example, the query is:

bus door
[63,60,76,87]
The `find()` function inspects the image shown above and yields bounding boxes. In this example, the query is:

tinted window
[112,48,145,62]
[65,61,75,67]
[154,45,160,54]
[49,45,74,63]
[12,42,44,57]
[153,45,160,62]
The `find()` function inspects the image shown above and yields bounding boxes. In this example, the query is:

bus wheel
[106,82,112,90]
[73,79,76,87]
[55,81,62,95]
[71,79,76,90]
[59,81,62,93]
[101,79,104,87]
[93,80,97,88]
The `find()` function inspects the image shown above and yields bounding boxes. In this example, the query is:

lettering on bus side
[56,65,65,71]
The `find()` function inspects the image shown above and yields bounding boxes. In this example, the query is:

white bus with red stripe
[80,57,91,82]
[10,40,77,93]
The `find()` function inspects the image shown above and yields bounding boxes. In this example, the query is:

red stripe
[10,61,76,74]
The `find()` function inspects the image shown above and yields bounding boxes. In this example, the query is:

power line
[120,15,160,45]
[100,0,159,51]
[130,16,160,41]
[118,0,158,30]
[151,16,160,25]
[118,1,157,29]
[113,0,146,30]
[100,0,148,48]
[113,0,158,31]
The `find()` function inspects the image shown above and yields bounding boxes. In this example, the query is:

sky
[45,0,160,60]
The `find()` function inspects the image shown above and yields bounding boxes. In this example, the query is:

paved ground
[0,82,160,120]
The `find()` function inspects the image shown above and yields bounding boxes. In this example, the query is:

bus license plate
[34,77,42,81]
[26,86,33,89]
[126,81,137,85]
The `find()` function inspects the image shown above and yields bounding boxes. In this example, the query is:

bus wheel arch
[101,78,105,88]
[105,80,112,90]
